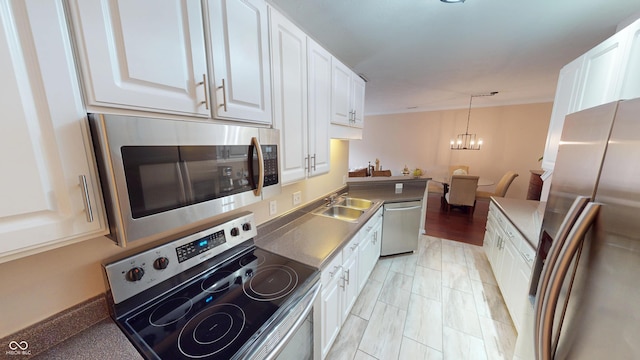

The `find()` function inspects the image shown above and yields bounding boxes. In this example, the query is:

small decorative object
[402,165,410,175]
[375,158,380,171]
[412,168,423,178]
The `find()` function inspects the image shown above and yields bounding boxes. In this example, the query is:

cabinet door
[619,20,640,100]
[331,58,352,126]
[575,29,628,111]
[510,250,532,331]
[320,274,343,359]
[206,0,272,124]
[351,74,366,128]
[498,236,518,310]
[67,0,209,116]
[357,229,374,292]
[541,56,584,172]
[341,251,359,321]
[307,38,331,177]
[269,8,308,184]
[0,0,107,261]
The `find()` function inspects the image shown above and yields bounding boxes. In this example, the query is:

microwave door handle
[176,162,190,204]
[251,136,264,197]
[534,195,590,358]
[538,202,600,360]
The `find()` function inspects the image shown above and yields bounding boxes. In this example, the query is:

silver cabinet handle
[329,265,341,278]
[344,269,350,285]
[218,78,227,112]
[304,155,309,171]
[79,175,94,223]
[534,196,590,360]
[311,154,316,171]
[198,74,209,110]
[537,202,600,360]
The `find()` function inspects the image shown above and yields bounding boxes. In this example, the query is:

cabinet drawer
[342,233,361,261]
[321,253,343,288]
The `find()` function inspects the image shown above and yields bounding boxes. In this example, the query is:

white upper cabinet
[541,56,584,172]
[619,20,640,100]
[331,58,366,128]
[331,59,352,126]
[204,0,272,124]
[541,17,640,180]
[307,38,332,177]
[574,29,628,111]
[270,7,331,184]
[269,8,308,184]
[67,0,209,117]
[330,57,366,139]
[0,0,107,263]
[351,74,366,127]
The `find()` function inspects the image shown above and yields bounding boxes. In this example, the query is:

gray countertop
[255,179,427,269]
[254,201,384,269]
[491,196,546,248]
[33,319,142,360]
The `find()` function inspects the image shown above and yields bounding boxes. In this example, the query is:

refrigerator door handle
[538,202,601,360]
[534,196,590,359]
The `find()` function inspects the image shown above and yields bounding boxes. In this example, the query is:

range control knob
[126,267,145,282]
[230,227,240,237]
[242,223,252,232]
[153,257,169,270]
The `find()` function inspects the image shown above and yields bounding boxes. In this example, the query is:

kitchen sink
[339,197,373,210]
[314,205,365,222]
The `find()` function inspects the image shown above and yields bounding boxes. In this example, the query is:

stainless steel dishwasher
[381,200,422,256]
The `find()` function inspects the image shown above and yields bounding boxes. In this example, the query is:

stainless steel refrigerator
[528,98,640,359]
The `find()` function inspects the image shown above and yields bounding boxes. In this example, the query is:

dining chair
[444,175,479,214]
[449,165,469,177]
[476,171,519,199]
[372,170,392,177]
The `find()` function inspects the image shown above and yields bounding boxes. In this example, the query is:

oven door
[240,281,320,360]
[89,114,279,246]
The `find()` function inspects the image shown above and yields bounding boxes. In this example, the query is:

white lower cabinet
[0,0,107,263]
[484,202,534,332]
[318,209,383,359]
[319,253,344,358]
[357,208,383,291]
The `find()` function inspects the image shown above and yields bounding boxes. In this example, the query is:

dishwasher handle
[384,205,422,212]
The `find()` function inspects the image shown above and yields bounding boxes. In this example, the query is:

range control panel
[104,212,257,304]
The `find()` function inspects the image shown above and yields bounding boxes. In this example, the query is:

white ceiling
[268,0,640,115]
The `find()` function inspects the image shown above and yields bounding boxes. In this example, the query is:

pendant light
[450,91,498,150]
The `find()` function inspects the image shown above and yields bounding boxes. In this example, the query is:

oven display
[176,230,226,263]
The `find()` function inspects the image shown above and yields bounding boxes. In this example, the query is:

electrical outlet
[292,191,302,206]
[269,200,277,215]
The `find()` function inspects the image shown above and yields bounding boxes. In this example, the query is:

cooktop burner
[177,303,245,358]
[243,265,298,302]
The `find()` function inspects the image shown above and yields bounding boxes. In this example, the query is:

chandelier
[450,91,498,150]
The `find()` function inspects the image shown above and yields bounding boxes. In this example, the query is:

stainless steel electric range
[103,212,320,360]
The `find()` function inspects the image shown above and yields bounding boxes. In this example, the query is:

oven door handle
[251,136,264,197]
[262,282,320,360]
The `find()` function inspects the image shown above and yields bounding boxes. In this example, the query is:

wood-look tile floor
[326,235,517,360]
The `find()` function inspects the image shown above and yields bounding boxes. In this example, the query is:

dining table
[431,176,495,195]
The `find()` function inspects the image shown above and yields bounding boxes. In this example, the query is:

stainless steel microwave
[88,114,280,246]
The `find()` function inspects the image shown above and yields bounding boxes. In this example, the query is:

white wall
[349,103,553,199]
[0,140,350,338]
